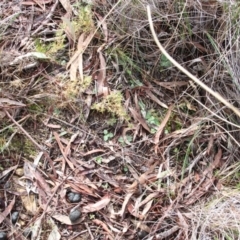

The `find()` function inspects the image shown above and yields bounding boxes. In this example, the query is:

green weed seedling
[95,156,102,164]
[118,135,133,146]
[123,165,129,173]
[89,213,95,220]
[102,183,109,189]
[160,54,172,71]
[103,130,114,141]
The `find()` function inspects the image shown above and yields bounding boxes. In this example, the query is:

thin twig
[147,5,240,120]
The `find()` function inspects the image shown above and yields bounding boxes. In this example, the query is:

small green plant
[160,54,172,70]
[123,166,128,173]
[89,213,95,220]
[95,156,102,164]
[103,130,114,141]
[118,135,133,145]
[102,183,109,189]
[106,117,117,126]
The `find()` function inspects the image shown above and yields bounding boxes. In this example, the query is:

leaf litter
[0,0,240,239]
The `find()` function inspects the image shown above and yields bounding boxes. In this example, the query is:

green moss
[91,91,129,120]
[0,133,36,157]
[73,4,94,34]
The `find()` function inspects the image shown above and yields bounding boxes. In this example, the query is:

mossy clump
[64,75,92,98]
[91,91,129,121]
[73,4,94,34]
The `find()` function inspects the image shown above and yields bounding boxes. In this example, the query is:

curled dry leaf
[82,194,111,213]
[0,197,15,224]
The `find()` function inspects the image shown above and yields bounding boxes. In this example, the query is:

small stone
[69,209,81,223]
[67,192,81,203]
[0,232,7,240]
[11,211,19,225]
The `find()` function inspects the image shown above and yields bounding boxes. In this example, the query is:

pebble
[69,209,81,223]
[0,232,7,240]
[67,192,81,203]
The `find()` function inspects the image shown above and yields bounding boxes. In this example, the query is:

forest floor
[1,0,240,239]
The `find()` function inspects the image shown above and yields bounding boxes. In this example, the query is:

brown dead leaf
[53,132,75,171]
[96,51,109,96]
[59,0,72,18]
[80,149,105,156]
[177,210,188,238]
[131,220,151,233]
[21,0,52,5]
[92,219,114,239]
[51,214,75,225]
[0,197,15,224]
[137,192,159,208]
[45,123,61,129]
[127,203,144,220]
[62,17,76,44]
[152,80,188,91]
[23,161,51,194]
[118,192,133,217]
[69,183,96,197]
[188,41,208,53]
[206,135,214,155]
[0,98,25,108]
[146,90,168,109]
[154,105,173,146]
[67,31,95,81]
[141,200,153,216]
[129,107,150,132]
[82,194,111,213]
[203,147,222,176]
[64,131,79,156]
[95,12,108,42]
[0,165,17,180]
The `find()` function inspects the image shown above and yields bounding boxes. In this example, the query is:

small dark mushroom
[0,232,7,240]
[11,211,19,225]
[69,209,81,223]
[67,192,81,203]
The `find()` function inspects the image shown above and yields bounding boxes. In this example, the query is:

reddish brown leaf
[82,194,111,213]
[92,219,114,239]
